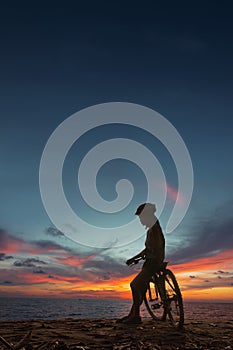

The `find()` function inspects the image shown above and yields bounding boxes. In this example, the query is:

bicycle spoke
[164,270,184,329]
[144,281,166,321]
[144,268,184,329]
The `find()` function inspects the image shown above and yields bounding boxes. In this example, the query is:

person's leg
[116,268,151,323]
[128,268,152,318]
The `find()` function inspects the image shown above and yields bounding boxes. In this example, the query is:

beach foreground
[0,318,232,350]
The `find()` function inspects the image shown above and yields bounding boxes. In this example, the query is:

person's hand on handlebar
[126,250,146,266]
[126,258,136,266]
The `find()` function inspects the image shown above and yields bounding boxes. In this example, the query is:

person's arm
[126,249,146,265]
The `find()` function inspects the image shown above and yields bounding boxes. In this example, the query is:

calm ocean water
[0,298,232,321]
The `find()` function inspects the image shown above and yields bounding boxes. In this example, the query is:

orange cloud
[53,253,95,268]
[0,229,38,255]
[170,248,233,274]
[169,249,233,301]
[1,227,232,301]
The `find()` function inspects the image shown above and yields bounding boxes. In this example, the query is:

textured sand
[0,318,233,349]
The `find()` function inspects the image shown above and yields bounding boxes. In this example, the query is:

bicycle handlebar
[129,256,145,265]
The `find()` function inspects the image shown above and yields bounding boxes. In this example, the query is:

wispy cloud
[171,248,233,296]
[168,202,233,264]
[0,228,37,254]
[165,182,186,205]
[0,228,76,256]
[83,255,131,279]
[33,268,46,274]
[0,253,13,261]
[32,240,72,253]
[45,227,65,237]
[13,258,47,267]
[1,200,233,301]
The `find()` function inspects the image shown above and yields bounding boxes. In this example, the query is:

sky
[0,1,233,301]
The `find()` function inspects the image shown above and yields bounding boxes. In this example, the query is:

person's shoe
[122,316,142,325]
[116,315,130,323]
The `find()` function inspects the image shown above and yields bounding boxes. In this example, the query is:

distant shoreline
[0,296,233,302]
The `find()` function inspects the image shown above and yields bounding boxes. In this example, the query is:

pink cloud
[0,229,38,254]
[165,182,186,205]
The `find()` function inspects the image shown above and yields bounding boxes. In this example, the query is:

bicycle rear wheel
[144,277,166,321]
[164,269,184,329]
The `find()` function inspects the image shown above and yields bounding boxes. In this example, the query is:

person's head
[135,203,157,228]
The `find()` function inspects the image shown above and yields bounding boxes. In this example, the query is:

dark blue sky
[1,1,233,256]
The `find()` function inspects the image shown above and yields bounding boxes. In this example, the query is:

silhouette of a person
[117,203,165,324]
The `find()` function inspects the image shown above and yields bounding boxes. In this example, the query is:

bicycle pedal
[151,303,161,310]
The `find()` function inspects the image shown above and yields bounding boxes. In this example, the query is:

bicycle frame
[133,259,184,328]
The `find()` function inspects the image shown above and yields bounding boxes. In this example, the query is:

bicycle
[132,257,184,329]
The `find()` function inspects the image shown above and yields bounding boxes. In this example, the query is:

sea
[0,298,232,321]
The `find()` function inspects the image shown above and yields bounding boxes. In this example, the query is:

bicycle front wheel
[164,269,184,329]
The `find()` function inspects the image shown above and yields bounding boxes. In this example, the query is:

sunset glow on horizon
[1,227,232,302]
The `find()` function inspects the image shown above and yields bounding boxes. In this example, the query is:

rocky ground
[0,318,233,349]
